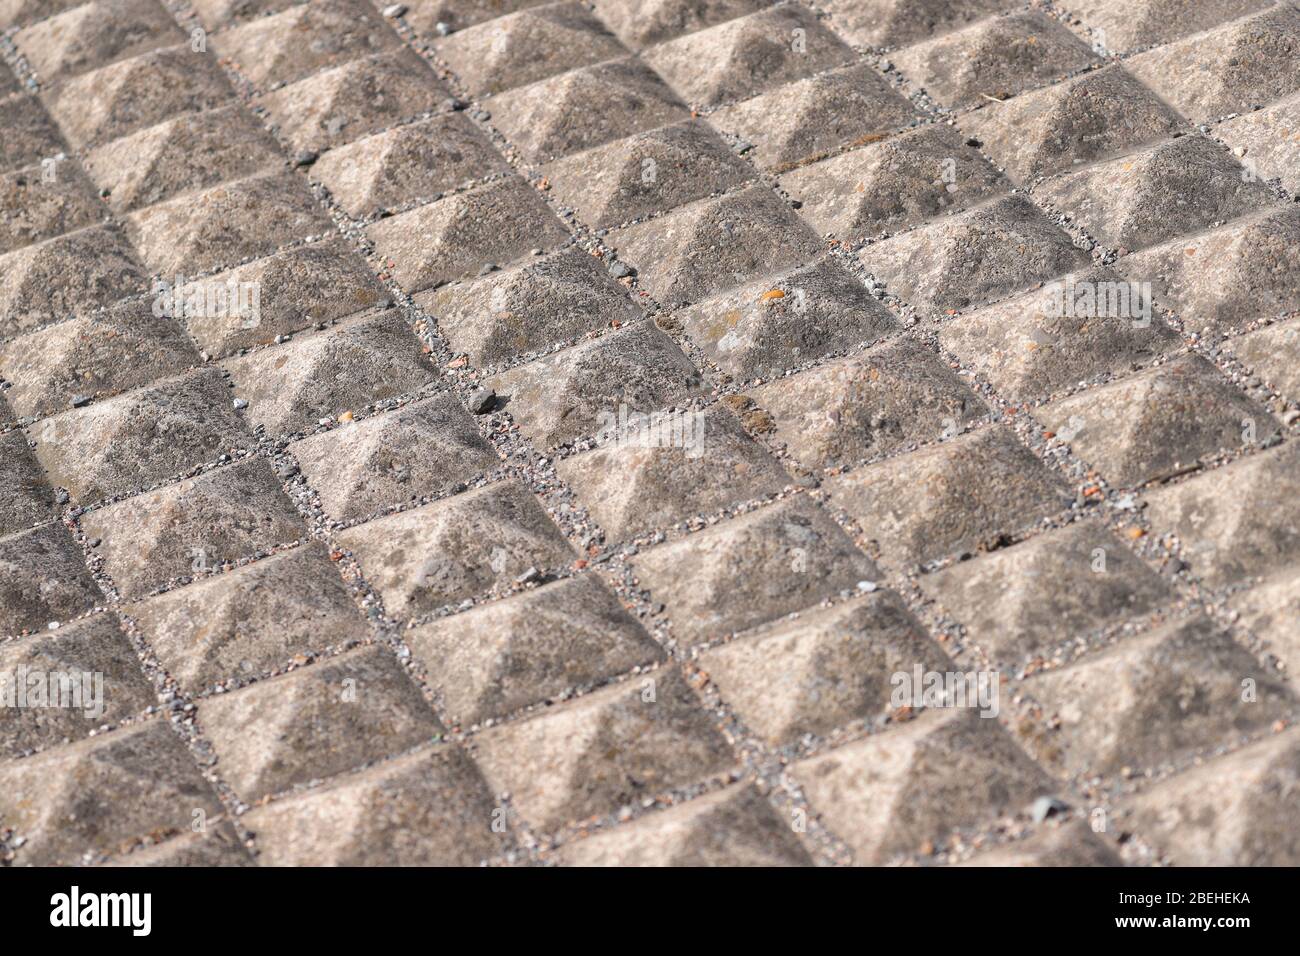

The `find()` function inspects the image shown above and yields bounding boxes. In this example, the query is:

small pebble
[1030,796,1069,822]
[292,150,318,168]
[70,394,92,408]
[382,3,407,16]
[608,260,634,279]
[233,398,249,410]
[468,388,495,414]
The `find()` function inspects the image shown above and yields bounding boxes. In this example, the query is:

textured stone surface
[242,744,510,865]
[290,393,498,522]
[542,120,750,229]
[793,709,1053,864]
[407,574,663,726]
[416,247,643,368]
[699,590,951,746]
[335,480,574,617]
[747,338,989,470]
[128,543,370,694]
[9,0,1300,868]
[826,426,1072,570]
[81,457,306,600]
[922,522,1174,665]
[487,322,705,448]
[0,612,153,757]
[670,257,896,381]
[1019,616,1293,777]
[223,309,437,436]
[631,498,879,647]
[473,668,735,834]
[1033,355,1279,488]
[559,783,812,866]
[198,645,440,801]
[0,720,222,865]
[557,404,789,540]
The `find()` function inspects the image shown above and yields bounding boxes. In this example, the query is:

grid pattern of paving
[1,0,1298,866]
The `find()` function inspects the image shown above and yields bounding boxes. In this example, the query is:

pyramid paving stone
[1021,616,1293,777]
[27,367,252,505]
[781,123,1009,240]
[643,5,854,108]
[747,338,989,471]
[102,821,253,867]
[212,0,399,90]
[1121,728,1300,865]
[198,645,440,802]
[0,0,85,30]
[222,309,436,436]
[41,45,235,151]
[14,0,184,84]
[189,0,294,31]
[0,224,146,337]
[610,185,823,308]
[699,590,952,747]
[289,392,500,522]
[0,160,103,255]
[710,64,922,173]
[366,177,569,294]
[1032,135,1278,251]
[125,170,332,277]
[591,0,768,51]
[956,821,1121,866]
[335,480,575,617]
[0,524,104,638]
[0,720,223,866]
[128,543,371,695]
[473,667,736,834]
[818,0,1018,49]
[921,522,1175,665]
[80,457,306,601]
[83,104,281,214]
[1071,0,1273,54]
[630,497,879,648]
[180,238,389,359]
[670,256,896,381]
[435,3,627,98]
[0,297,198,420]
[1143,441,1300,588]
[0,430,56,536]
[892,12,1100,111]
[542,120,751,230]
[407,574,664,726]
[1033,355,1280,488]
[416,246,643,369]
[1117,207,1300,331]
[257,47,449,155]
[0,94,66,175]
[960,65,1187,186]
[858,195,1089,314]
[403,0,552,39]
[243,743,511,865]
[1224,319,1300,403]
[490,58,688,165]
[1215,91,1300,194]
[826,426,1072,570]
[556,404,790,540]
[487,322,704,449]
[1230,569,1300,686]
[1125,5,1300,124]
[310,112,508,219]
[935,268,1182,403]
[0,612,154,758]
[559,782,813,866]
[792,709,1054,865]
